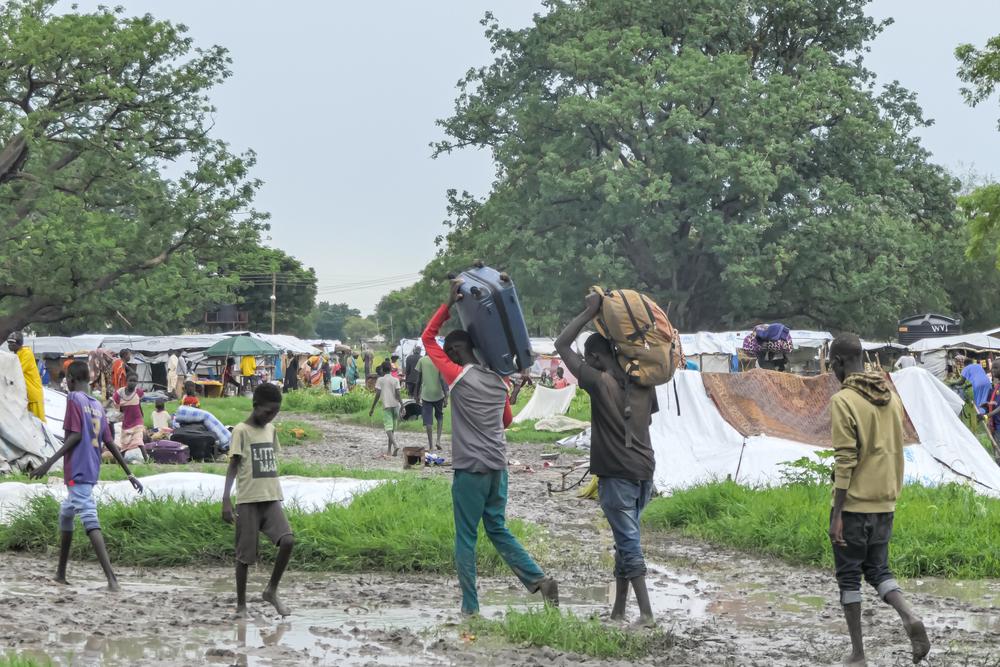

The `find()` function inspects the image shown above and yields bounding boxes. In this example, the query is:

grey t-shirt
[375,374,401,409]
[450,365,508,473]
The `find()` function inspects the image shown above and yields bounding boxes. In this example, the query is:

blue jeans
[598,477,653,579]
[59,483,100,533]
[452,469,546,614]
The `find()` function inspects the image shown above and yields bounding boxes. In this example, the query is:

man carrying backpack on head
[555,292,659,627]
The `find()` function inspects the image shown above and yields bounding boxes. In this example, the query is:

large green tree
[313,302,361,340]
[219,245,318,337]
[427,0,971,336]
[0,1,266,335]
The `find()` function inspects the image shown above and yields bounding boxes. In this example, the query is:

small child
[182,380,201,408]
[29,361,143,590]
[369,361,401,456]
[151,399,173,439]
[222,383,294,618]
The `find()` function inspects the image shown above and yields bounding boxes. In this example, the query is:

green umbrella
[204,335,280,358]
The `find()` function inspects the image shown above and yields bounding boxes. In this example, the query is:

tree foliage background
[379,0,1000,338]
[0,1,317,336]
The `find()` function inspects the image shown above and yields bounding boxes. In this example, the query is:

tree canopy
[0,0,268,335]
[387,0,995,337]
[314,302,361,340]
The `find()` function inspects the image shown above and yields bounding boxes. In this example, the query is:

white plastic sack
[534,415,589,433]
[513,385,576,423]
[0,472,385,524]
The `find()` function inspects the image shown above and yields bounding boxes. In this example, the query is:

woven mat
[701,369,919,447]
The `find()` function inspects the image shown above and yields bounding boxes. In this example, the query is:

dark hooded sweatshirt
[831,372,905,513]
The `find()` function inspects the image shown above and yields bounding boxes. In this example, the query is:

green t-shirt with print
[230,421,283,504]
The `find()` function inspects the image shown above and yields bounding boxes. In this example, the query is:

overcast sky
[67,1,1000,313]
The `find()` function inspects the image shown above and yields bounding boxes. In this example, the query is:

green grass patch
[136,386,593,444]
[0,655,50,667]
[143,396,317,443]
[281,388,372,416]
[643,480,1000,578]
[5,460,401,484]
[467,607,672,659]
[274,419,321,444]
[0,476,536,573]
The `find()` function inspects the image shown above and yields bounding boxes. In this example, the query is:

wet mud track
[2,418,999,666]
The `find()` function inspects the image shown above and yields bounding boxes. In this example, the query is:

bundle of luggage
[742,323,793,356]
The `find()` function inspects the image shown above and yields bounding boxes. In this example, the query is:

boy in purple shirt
[30,361,143,591]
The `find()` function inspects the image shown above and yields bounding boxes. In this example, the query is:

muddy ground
[1,416,999,666]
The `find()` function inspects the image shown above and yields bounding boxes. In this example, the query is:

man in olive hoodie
[829,334,930,666]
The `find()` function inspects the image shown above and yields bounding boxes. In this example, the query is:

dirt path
[2,416,999,666]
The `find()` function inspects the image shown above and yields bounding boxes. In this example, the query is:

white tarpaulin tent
[681,332,738,373]
[0,472,386,524]
[0,351,60,472]
[650,368,1000,495]
[908,332,1000,353]
[512,385,576,423]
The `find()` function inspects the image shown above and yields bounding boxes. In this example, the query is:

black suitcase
[171,424,217,462]
[452,263,533,376]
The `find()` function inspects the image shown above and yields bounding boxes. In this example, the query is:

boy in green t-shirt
[414,353,448,450]
[222,383,294,618]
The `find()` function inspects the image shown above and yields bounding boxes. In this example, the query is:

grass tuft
[643,481,1000,578]
[0,476,536,574]
[467,607,673,659]
[0,654,50,667]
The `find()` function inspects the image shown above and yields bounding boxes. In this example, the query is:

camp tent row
[23,332,325,392]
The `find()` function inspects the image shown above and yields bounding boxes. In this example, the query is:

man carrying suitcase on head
[421,278,558,616]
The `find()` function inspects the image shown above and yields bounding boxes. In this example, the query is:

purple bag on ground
[147,440,191,464]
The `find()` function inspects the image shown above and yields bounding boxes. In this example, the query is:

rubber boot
[630,576,655,627]
[610,577,629,621]
[86,529,119,592]
[537,577,559,607]
[55,531,73,584]
[884,590,930,664]
[842,602,866,666]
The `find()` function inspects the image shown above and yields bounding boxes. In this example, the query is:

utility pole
[270,271,277,334]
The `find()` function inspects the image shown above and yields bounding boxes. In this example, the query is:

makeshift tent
[0,351,60,472]
[681,332,738,373]
[512,385,577,423]
[649,368,1000,495]
[907,331,1000,380]
[0,473,385,524]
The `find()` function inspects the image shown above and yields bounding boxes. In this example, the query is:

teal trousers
[452,469,545,614]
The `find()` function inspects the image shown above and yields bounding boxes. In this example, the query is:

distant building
[204,305,249,333]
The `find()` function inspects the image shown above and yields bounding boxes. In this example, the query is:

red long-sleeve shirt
[422,303,512,471]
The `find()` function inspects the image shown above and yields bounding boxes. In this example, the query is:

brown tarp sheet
[701,369,919,448]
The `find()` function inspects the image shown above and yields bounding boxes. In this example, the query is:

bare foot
[54,576,70,586]
[107,579,120,593]
[235,605,248,620]
[903,617,930,663]
[842,652,867,667]
[262,588,291,617]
